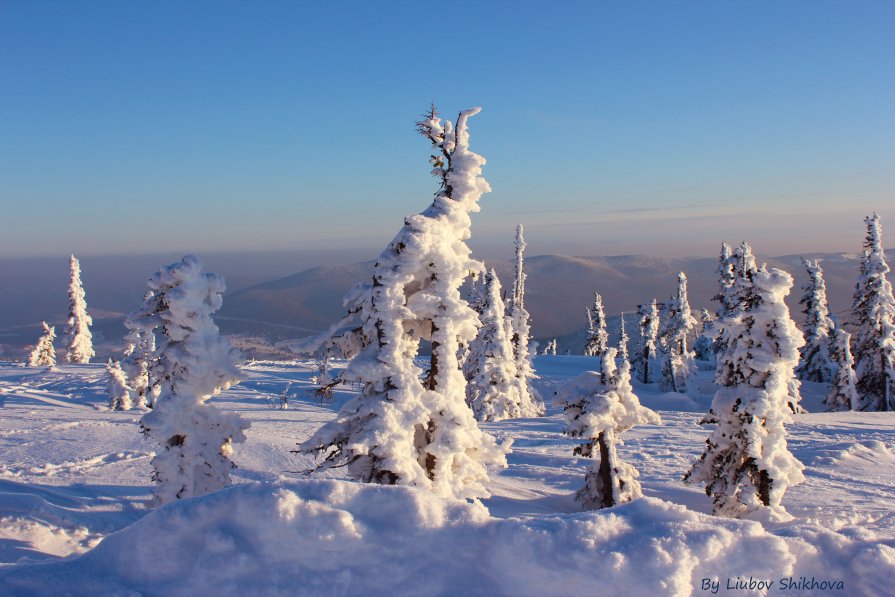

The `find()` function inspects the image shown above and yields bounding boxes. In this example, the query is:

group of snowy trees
[27,255,95,367]
[772,214,894,413]
[25,103,893,523]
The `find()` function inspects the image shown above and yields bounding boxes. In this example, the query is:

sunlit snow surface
[0,357,893,595]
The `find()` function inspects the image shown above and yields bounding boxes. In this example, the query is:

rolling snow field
[0,357,893,596]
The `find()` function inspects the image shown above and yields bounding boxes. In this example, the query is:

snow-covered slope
[1,358,893,595]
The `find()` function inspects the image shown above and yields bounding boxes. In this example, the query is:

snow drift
[1,479,891,597]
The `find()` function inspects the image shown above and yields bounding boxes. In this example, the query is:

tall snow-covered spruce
[507,223,543,416]
[63,255,94,364]
[122,305,157,409]
[693,308,716,362]
[27,321,57,367]
[850,213,895,411]
[555,348,660,509]
[685,258,805,522]
[659,272,697,393]
[796,258,835,383]
[583,292,609,357]
[633,300,660,384]
[465,269,525,421]
[296,106,508,500]
[131,255,248,506]
[825,328,859,412]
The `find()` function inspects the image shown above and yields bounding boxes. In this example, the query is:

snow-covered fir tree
[121,311,156,409]
[796,258,835,383]
[297,107,508,500]
[633,300,659,384]
[131,255,248,506]
[312,350,340,401]
[713,242,737,318]
[63,255,94,364]
[465,269,526,421]
[107,358,133,411]
[507,223,543,416]
[850,213,895,411]
[825,328,859,412]
[583,292,609,357]
[27,321,56,367]
[693,308,716,361]
[659,272,698,393]
[618,312,629,361]
[543,338,557,355]
[555,348,660,509]
[685,264,805,521]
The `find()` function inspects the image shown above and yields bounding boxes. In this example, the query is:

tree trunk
[597,431,615,509]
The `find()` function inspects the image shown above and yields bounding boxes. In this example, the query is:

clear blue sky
[2,1,893,260]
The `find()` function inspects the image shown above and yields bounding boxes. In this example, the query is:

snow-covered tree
[63,255,94,364]
[796,258,835,383]
[121,310,156,409]
[713,243,737,317]
[507,223,543,416]
[107,358,133,411]
[465,269,526,421]
[825,328,859,412]
[543,338,557,355]
[659,272,698,393]
[131,255,248,506]
[27,321,56,367]
[618,312,629,361]
[583,292,609,357]
[633,300,659,384]
[311,350,339,401]
[296,107,508,500]
[555,348,660,509]
[685,265,805,521]
[850,213,895,411]
[693,308,716,361]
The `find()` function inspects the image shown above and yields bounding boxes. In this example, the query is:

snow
[1,358,893,595]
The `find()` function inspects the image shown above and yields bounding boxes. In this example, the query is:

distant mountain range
[2,250,888,360]
[219,250,886,347]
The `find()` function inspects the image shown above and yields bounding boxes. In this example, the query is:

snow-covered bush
[63,255,94,364]
[543,338,557,355]
[685,265,805,521]
[825,328,859,412]
[555,348,660,509]
[507,223,543,415]
[465,269,526,421]
[583,292,609,357]
[130,255,248,506]
[850,213,895,411]
[297,106,508,500]
[107,358,133,411]
[659,272,697,393]
[27,321,56,367]
[633,300,659,384]
[796,258,835,383]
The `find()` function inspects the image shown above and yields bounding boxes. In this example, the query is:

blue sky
[1,1,893,260]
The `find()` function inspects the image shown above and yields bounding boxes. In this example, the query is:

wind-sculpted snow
[1,480,892,596]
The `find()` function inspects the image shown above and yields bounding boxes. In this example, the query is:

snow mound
[2,480,890,596]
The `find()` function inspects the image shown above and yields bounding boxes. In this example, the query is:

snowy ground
[0,357,893,595]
